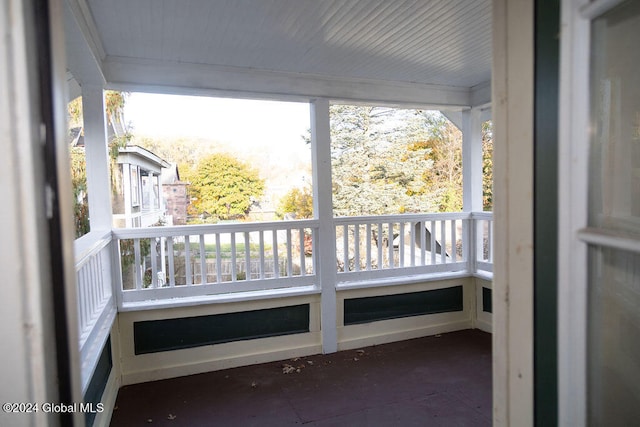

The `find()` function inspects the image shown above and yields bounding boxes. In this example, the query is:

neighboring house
[112,146,171,228]
[161,163,189,225]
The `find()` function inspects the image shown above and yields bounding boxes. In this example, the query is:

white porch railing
[472,211,494,274]
[111,220,319,307]
[74,212,492,390]
[334,213,470,282]
[74,231,117,393]
[107,212,493,307]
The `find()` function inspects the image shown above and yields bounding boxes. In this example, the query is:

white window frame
[558,0,637,425]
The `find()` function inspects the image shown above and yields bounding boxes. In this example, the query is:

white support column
[311,98,338,354]
[462,107,484,213]
[461,108,484,273]
[82,84,113,231]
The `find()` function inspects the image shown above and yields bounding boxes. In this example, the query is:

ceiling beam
[103,56,475,108]
[471,81,492,107]
[63,0,105,86]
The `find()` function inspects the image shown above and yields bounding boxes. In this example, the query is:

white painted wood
[117,295,322,384]
[63,0,105,85]
[83,83,113,231]
[492,0,535,425]
[579,0,626,19]
[557,0,593,424]
[85,0,490,89]
[1,0,83,424]
[104,56,475,108]
[337,279,474,350]
[471,81,492,107]
[311,98,338,354]
[462,107,484,212]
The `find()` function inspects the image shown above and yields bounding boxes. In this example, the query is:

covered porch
[64,1,494,426]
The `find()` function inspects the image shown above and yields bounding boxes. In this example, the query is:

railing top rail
[74,230,112,269]
[112,219,320,239]
[333,212,471,225]
[470,211,493,220]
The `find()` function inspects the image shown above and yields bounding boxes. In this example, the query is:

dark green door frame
[534,1,560,425]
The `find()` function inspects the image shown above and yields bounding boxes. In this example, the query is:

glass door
[559,0,640,425]
[585,2,640,424]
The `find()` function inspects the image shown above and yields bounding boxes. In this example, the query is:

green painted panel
[84,337,112,426]
[344,286,463,325]
[134,304,310,355]
[482,287,492,313]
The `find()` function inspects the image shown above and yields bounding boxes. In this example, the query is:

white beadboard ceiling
[66,0,492,106]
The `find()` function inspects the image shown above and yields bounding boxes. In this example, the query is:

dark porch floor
[110,329,492,426]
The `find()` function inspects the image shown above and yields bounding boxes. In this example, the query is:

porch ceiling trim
[64,0,105,85]
[103,56,475,108]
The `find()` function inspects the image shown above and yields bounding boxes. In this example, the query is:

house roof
[117,145,171,173]
[64,0,491,108]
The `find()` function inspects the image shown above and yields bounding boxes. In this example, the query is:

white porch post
[82,84,113,231]
[461,108,484,274]
[462,108,484,213]
[311,98,338,354]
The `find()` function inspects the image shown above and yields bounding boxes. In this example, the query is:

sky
[122,92,313,208]
[123,92,311,156]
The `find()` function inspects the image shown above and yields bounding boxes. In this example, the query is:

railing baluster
[272,229,279,279]
[244,232,251,280]
[286,228,293,277]
[430,221,436,265]
[451,220,457,263]
[354,224,360,272]
[366,223,372,270]
[231,233,237,282]
[410,221,416,267]
[259,230,265,279]
[420,222,426,266]
[134,238,142,290]
[299,228,306,276]
[199,235,206,285]
[79,268,87,330]
[441,219,447,264]
[388,222,394,268]
[343,224,349,272]
[377,222,383,269]
[150,237,158,288]
[185,235,192,285]
[167,237,175,287]
[488,220,494,262]
[399,222,405,267]
[215,233,222,283]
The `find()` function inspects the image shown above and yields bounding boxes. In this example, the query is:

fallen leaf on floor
[307,361,314,365]
[251,381,257,388]
[167,413,176,420]
[291,357,300,362]
[354,357,359,361]
[282,364,296,374]
[356,349,365,355]
[146,419,153,423]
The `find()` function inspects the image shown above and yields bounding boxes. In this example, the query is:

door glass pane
[587,2,640,425]
[588,0,640,237]
[588,246,640,425]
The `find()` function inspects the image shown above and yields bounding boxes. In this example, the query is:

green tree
[184,153,265,220]
[277,186,313,219]
[331,105,463,216]
[482,120,493,211]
